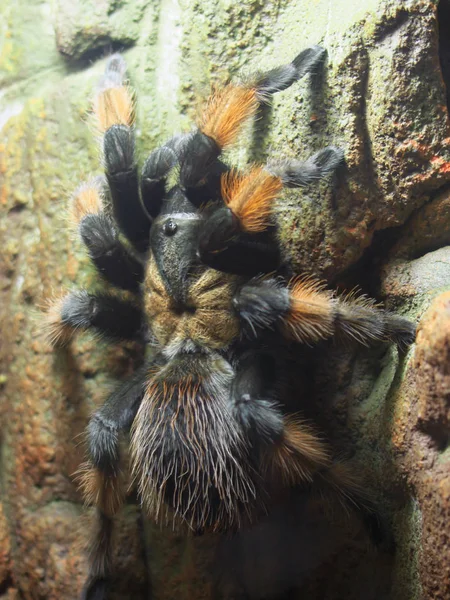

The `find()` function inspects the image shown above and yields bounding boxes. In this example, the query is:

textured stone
[0,0,63,88]
[390,187,450,260]
[0,504,12,588]
[270,0,450,277]
[382,247,450,303]
[54,0,150,60]
[389,293,450,599]
[1,0,450,598]
[414,293,450,443]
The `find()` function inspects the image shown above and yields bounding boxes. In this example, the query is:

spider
[44,46,416,600]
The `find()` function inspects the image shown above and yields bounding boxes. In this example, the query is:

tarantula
[45,46,415,600]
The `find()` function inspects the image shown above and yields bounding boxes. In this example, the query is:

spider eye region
[163,219,178,236]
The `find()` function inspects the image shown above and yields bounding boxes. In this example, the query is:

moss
[0,0,63,87]
[391,500,423,600]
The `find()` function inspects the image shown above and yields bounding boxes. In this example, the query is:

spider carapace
[44,45,416,600]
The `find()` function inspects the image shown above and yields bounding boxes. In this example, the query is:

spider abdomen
[130,354,258,531]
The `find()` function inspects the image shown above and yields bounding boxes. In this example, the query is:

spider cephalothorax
[44,46,416,600]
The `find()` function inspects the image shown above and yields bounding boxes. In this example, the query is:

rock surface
[0,0,449,598]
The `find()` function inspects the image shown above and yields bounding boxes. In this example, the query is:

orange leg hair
[92,54,135,133]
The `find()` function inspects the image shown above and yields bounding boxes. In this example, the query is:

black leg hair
[103,125,151,252]
[250,45,326,102]
[80,365,150,600]
[198,226,281,276]
[230,352,284,450]
[86,364,149,473]
[79,213,144,292]
[141,133,192,217]
[60,290,143,341]
[232,279,290,334]
[141,146,176,218]
[230,351,330,483]
[184,159,230,208]
[267,146,345,187]
[334,294,417,347]
[143,133,227,210]
[179,130,221,189]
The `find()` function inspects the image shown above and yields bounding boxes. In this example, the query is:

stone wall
[0,0,449,598]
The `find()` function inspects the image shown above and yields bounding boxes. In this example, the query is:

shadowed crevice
[61,41,135,73]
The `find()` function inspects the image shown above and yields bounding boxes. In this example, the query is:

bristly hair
[93,86,135,132]
[334,290,385,346]
[76,462,125,518]
[221,167,283,232]
[130,356,259,532]
[283,277,334,344]
[70,178,104,226]
[199,84,258,148]
[265,415,330,486]
[40,292,76,347]
[93,55,135,133]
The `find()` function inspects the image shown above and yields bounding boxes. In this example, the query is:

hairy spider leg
[43,290,143,346]
[229,352,383,544]
[70,177,145,292]
[93,54,151,252]
[197,146,344,274]
[221,146,344,233]
[179,45,327,189]
[230,352,330,482]
[69,176,105,225]
[79,366,149,600]
[196,167,284,275]
[140,133,193,217]
[267,146,345,188]
[233,277,417,348]
[79,213,145,292]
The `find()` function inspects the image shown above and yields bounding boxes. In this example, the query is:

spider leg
[79,213,145,292]
[180,45,326,188]
[43,290,143,346]
[230,351,284,449]
[197,148,344,272]
[233,277,416,347]
[141,133,192,218]
[251,45,326,100]
[79,365,149,600]
[83,364,149,487]
[196,165,283,272]
[93,54,150,252]
[230,352,386,547]
[267,146,345,188]
[230,351,330,483]
[198,234,280,276]
[71,178,145,292]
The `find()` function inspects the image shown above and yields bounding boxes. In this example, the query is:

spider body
[44,46,416,600]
